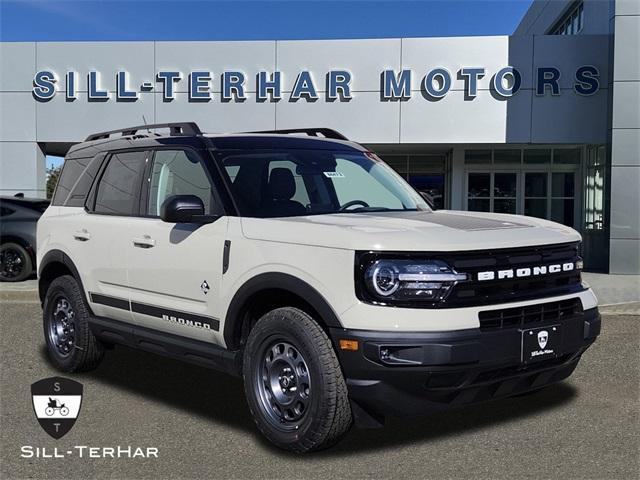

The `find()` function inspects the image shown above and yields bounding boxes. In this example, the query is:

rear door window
[93,151,147,215]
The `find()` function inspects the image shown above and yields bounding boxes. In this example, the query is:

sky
[2,0,533,169]
[1,0,534,42]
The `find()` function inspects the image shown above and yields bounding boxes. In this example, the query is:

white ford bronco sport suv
[38,122,601,452]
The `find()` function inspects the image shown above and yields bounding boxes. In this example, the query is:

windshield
[216,149,430,218]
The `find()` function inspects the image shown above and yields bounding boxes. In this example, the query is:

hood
[240,210,581,251]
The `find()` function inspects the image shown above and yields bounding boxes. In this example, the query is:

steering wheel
[339,200,370,211]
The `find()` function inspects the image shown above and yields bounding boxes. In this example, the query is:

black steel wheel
[255,340,312,431]
[47,295,77,357]
[243,307,352,453]
[0,242,32,282]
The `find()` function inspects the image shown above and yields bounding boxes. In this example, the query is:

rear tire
[0,242,32,282]
[243,307,352,453]
[43,275,105,372]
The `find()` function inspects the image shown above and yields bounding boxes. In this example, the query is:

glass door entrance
[524,172,577,226]
[467,169,579,228]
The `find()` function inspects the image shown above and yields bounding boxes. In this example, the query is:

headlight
[363,259,467,303]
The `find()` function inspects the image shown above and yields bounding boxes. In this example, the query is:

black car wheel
[43,275,105,372]
[0,242,32,282]
[243,307,352,453]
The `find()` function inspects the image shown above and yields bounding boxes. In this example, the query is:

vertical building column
[449,147,466,210]
[609,1,640,274]
[0,142,46,198]
[0,42,43,197]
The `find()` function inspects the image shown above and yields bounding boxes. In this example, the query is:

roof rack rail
[85,122,202,142]
[247,128,348,141]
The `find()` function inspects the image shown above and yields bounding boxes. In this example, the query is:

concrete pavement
[1,300,638,479]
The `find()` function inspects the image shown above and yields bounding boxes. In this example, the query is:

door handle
[132,235,155,249]
[73,229,91,241]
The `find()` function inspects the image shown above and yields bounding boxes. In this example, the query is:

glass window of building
[524,148,551,164]
[465,147,581,229]
[494,149,521,164]
[381,153,446,209]
[465,150,492,164]
[550,2,584,35]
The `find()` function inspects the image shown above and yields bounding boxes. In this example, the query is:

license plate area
[521,325,560,364]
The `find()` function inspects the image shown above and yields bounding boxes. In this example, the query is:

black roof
[68,123,365,158]
[206,134,364,152]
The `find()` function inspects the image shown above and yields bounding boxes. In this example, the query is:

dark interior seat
[263,168,306,217]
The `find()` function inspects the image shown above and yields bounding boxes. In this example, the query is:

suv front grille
[443,242,583,307]
[478,298,583,331]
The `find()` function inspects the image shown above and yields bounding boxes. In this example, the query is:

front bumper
[330,306,600,423]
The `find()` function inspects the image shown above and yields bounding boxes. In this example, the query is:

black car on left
[0,196,50,281]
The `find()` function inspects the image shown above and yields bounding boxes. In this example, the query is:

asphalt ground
[1,300,638,480]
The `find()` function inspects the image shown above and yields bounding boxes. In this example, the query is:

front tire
[43,275,105,372]
[243,307,352,453]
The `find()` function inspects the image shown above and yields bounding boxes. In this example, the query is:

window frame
[85,149,150,217]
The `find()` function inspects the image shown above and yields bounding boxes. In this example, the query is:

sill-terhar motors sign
[32,66,600,103]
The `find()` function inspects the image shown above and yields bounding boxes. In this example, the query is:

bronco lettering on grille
[477,262,575,281]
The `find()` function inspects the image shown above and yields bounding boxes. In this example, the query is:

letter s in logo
[33,71,57,101]
[574,66,599,96]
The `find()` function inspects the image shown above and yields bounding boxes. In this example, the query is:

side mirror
[419,192,437,211]
[160,195,216,223]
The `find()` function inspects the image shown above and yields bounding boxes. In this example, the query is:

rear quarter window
[52,155,104,207]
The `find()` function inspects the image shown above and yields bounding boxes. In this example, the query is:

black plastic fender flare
[223,272,344,349]
[38,249,90,310]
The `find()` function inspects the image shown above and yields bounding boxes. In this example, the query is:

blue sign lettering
[574,65,599,95]
[537,67,561,95]
[256,71,281,101]
[423,68,452,98]
[116,71,138,101]
[65,71,77,101]
[222,71,246,101]
[382,70,411,99]
[156,71,181,101]
[32,71,56,101]
[189,71,211,101]
[31,65,600,103]
[493,66,522,97]
[88,71,108,101]
[327,70,352,101]
[459,67,485,98]
[290,71,318,101]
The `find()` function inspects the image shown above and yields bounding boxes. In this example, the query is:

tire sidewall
[243,310,338,450]
[43,276,88,371]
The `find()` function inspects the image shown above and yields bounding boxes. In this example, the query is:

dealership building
[0,0,638,273]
